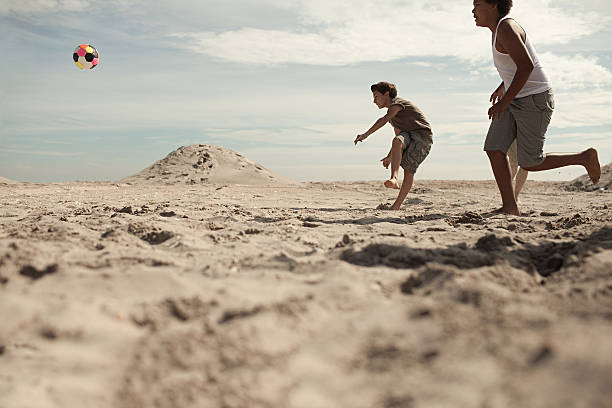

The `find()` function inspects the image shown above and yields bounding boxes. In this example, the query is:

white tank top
[493,16,551,98]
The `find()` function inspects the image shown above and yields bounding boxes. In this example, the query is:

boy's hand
[354,134,367,145]
[381,155,391,169]
[490,86,505,105]
[488,98,510,120]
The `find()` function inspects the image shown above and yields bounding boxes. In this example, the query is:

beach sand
[1,145,611,408]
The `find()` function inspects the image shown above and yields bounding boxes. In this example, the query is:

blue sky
[1,0,611,182]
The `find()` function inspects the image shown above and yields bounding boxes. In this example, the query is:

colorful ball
[73,44,99,70]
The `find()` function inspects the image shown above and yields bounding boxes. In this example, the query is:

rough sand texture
[1,177,611,408]
[567,162,612,192]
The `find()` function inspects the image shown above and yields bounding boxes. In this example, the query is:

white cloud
[0,0,90,15]
[170,1,486,66]
[540,53,612,90]
[550,90,612,129]
[169,0,603,66]
[510,1,605,46]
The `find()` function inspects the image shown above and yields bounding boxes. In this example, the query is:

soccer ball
[73,44,99,70]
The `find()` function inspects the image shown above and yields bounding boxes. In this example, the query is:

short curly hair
[485,0,513,17]
[370,82,397,99]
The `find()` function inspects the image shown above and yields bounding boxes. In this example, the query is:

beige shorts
[484,89,554,168]
[394,129,433,174]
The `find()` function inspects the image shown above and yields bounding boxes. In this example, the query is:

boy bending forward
[355,82,433,210]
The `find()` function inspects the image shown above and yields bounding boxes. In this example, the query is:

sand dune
[567,162,612,192]
[121,144,296,186]
[0,149,611,408]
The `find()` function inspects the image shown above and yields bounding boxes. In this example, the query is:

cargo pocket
[532,90,554,112]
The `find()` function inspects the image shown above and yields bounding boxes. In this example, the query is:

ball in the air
[73,44,99,70]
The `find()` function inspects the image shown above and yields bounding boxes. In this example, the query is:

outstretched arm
[354,105,403,144]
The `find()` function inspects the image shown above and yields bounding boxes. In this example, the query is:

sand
[566,162,612,192]
[0,176,16,185]
[121,144,296,186]
[1,145,611,408]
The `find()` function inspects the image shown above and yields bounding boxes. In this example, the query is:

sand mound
[121,144,296,185]
[566,162,612,192]
[0,176,16,184]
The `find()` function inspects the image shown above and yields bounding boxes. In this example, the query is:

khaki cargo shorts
[394,129,433,174]
[484,89,554,168]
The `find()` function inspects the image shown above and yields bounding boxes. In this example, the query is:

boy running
[354,82,433,210]
[473,0,601,215]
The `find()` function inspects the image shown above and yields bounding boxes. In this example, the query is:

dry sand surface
[0,176,16,185]
[1,145,611,408]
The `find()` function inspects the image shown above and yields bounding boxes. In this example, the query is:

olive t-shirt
[389,97,432,142]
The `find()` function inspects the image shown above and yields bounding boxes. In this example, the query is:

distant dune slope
[566,162,611,192]
[121,144,296,185]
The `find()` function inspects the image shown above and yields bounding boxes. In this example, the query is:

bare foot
[376,203,392,210]
[492,206,521,216]
[384,178,400,189]
[583,148,601,184]
[390,203,401,210]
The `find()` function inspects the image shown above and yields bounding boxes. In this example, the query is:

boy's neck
[488,16,501,32]
[384,96,395,108]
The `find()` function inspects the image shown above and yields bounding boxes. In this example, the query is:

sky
[1,0,611,183]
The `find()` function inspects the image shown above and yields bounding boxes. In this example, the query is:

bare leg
[508,152,522,201]
[509,160,518,181]
[384,137,402,190]
[391,170,414,210]
[508,140,519,181]
[487,150,521,216]
[514,167,528,201]
[523,148,601,183]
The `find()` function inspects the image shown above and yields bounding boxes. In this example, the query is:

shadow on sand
[341,227,612,277]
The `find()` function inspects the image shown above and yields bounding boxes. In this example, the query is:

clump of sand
[566,162,611,192]
[0,176,16,184]
[121,144,296,185]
